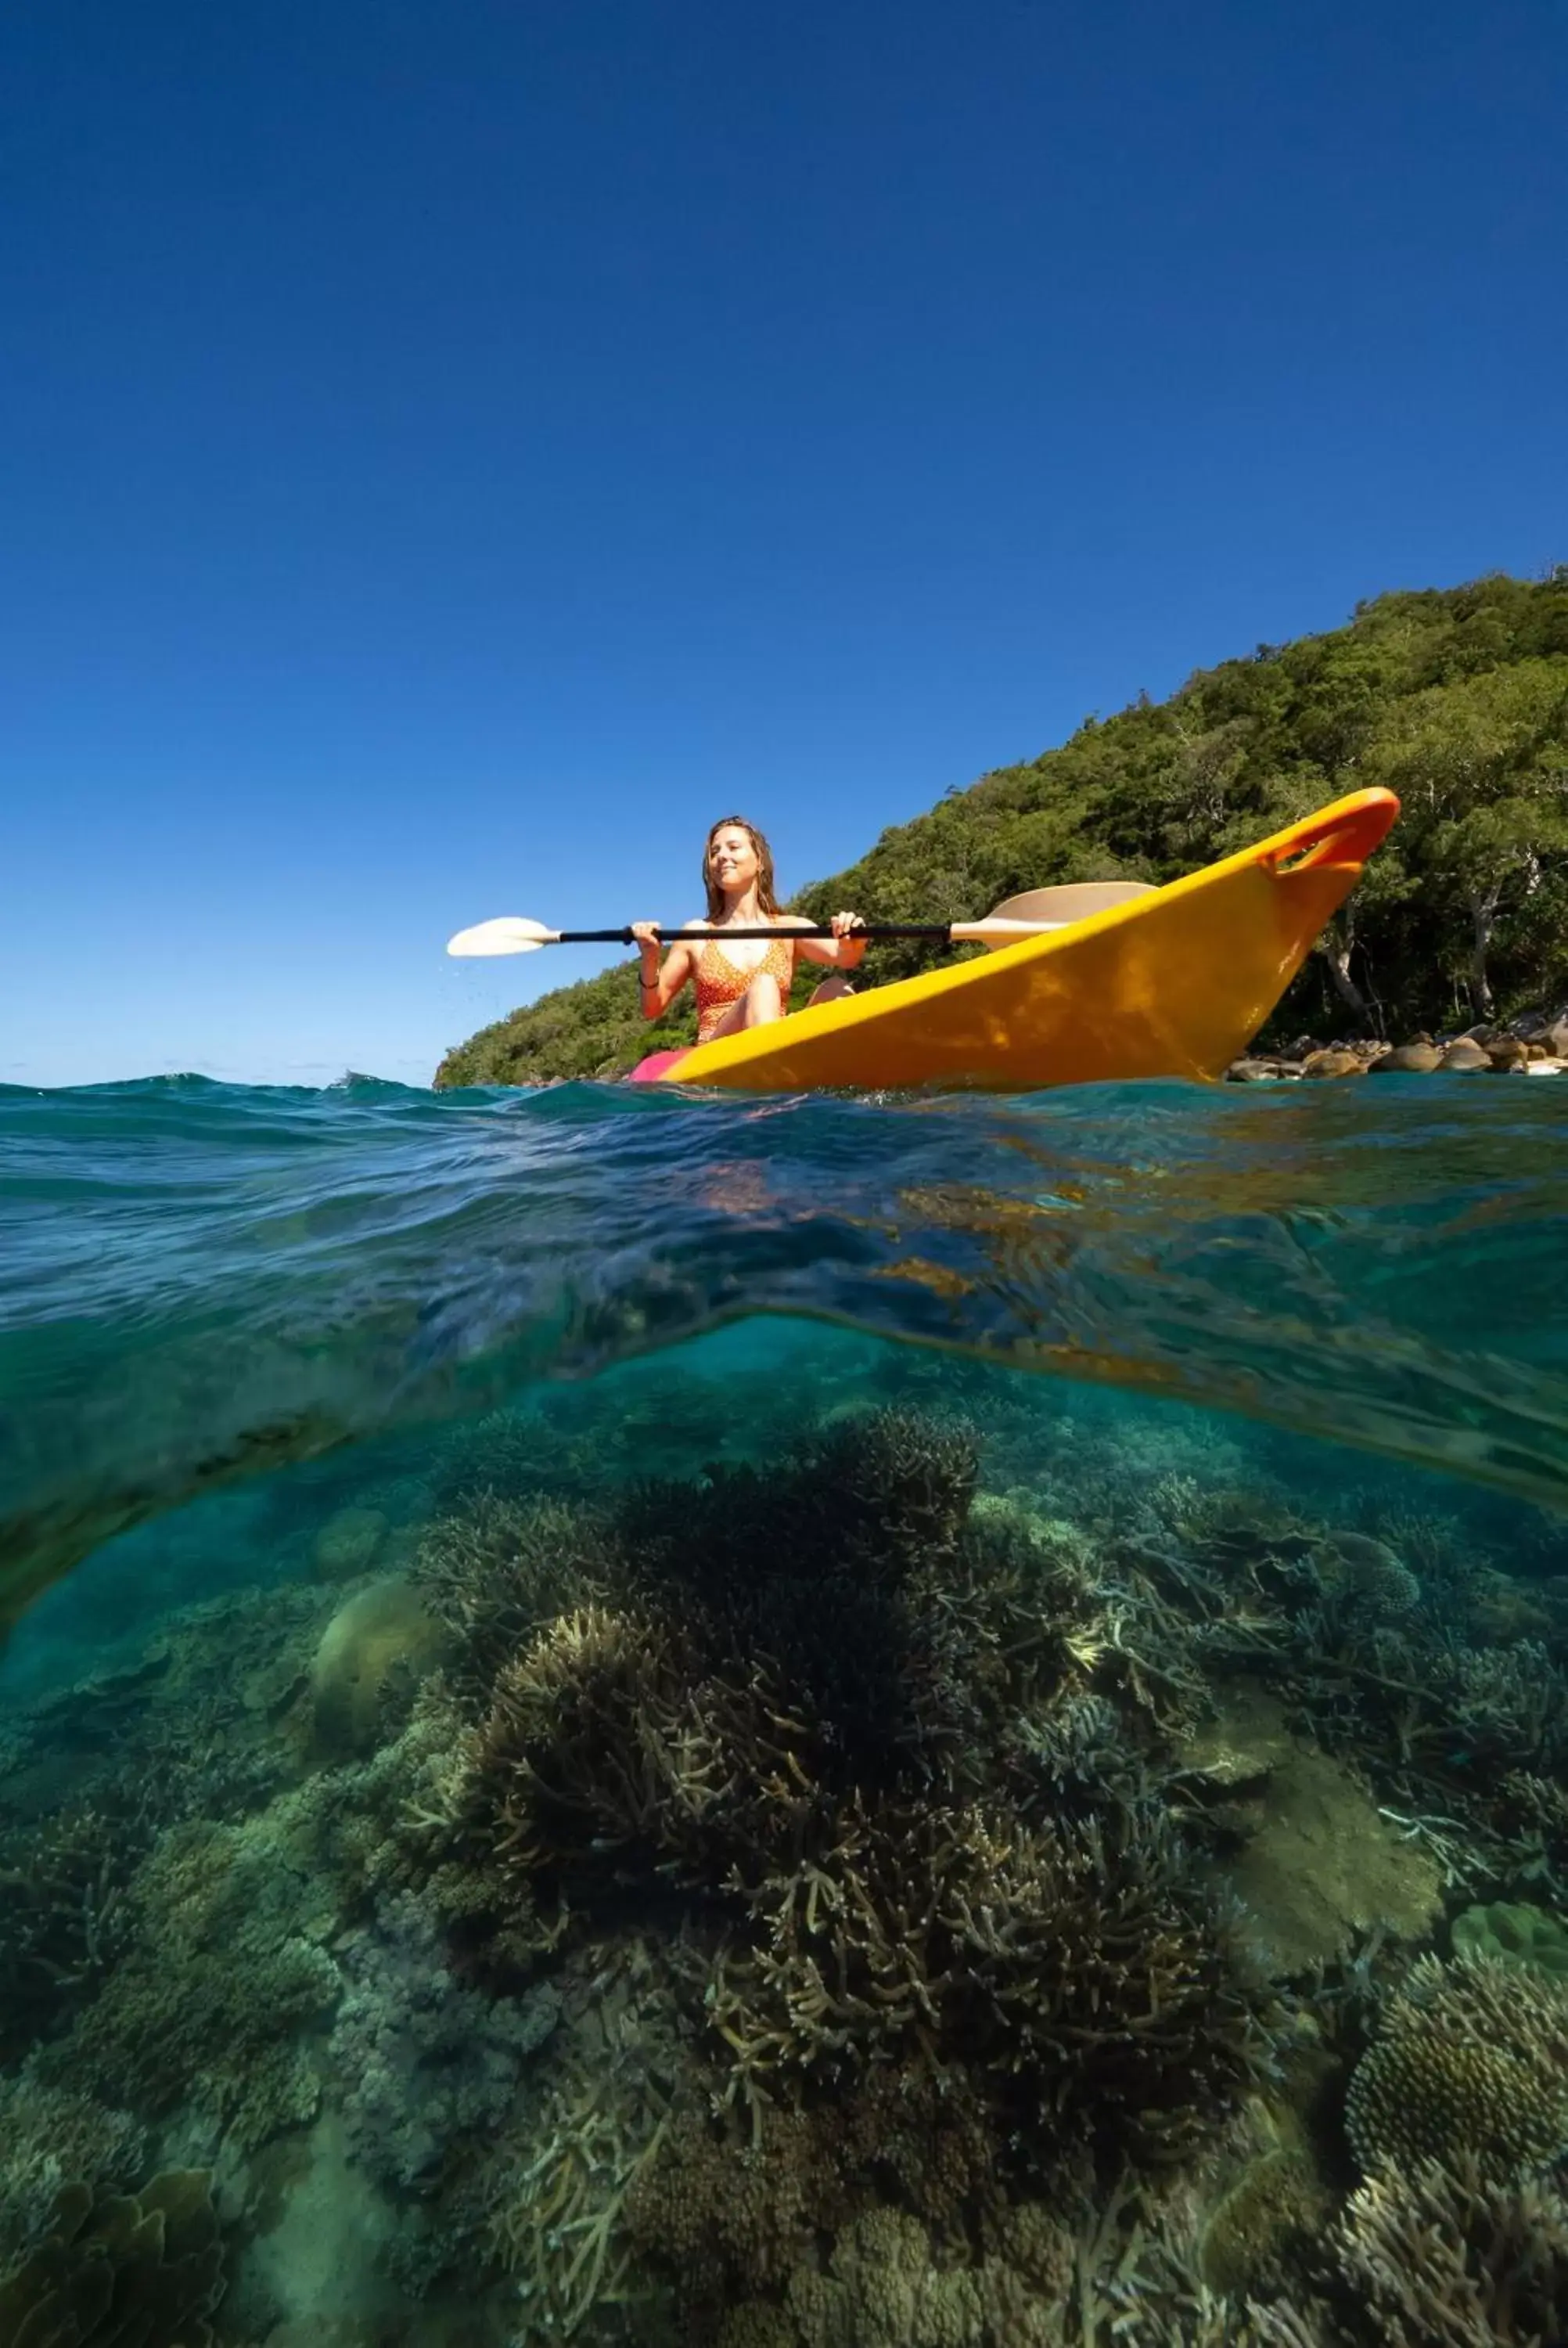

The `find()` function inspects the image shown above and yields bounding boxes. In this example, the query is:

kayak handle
[1259,788,1401,876]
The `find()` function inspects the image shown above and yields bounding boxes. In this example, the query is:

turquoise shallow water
[4,1071,1567,1615]
[2,1072,1567,2344]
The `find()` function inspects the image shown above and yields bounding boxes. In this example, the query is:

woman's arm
[631,925,696,1021]
[787,911,868,972]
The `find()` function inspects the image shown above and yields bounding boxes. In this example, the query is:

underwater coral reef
[4,1361,1568,2346]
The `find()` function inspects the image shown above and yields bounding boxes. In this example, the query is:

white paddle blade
[964,880,1158,952]
[987,880,1155,924]
[446,916,558,958]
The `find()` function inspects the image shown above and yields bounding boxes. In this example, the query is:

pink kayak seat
[629,1049,690,1084]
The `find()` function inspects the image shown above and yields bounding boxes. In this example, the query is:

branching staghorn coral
[1249,2156,1568,2348]
[1147,1475,1310,1564]
[482,1938,685,2345]
[1103,1460,1568,1918]
[466,1601,829,1903]
[1009,1688,1148,1820]
[453,1415,1033,1925]
[1491,1766,1568,1900]
[429,1406,561,1509]
[404,1389,1568,2345]
[449,1416,1268,2152]
[0,1798,154,2065]
[1445,1638,1568,1774]
[414,1492,622,1704]
[426,1411,1278,2338]
[709,1793,1264,2170]
[492,2079,671,2343]
[1329,2154,1568,2348]
[1084,2175,1282,2348]
[612,1410,987,1785]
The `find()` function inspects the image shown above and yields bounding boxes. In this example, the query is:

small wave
[2,1073,1565,1632]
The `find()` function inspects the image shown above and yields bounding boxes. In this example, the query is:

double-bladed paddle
[447,880,1153,960]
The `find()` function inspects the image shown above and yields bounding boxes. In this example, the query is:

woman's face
[707,825,759,896]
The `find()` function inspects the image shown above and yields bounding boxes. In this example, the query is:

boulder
[1438,1036,1491,1071]
[1487,1035,1530,1070]
[1300,1048,1364,1079]
[1510,1005,1568,1048]
[1371,1042,1443,1074]
[1227,1057,1287,1082]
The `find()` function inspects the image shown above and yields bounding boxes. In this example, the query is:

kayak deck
[631,789,1400,1093]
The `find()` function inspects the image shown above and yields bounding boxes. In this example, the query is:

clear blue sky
[2,0,1563,1087]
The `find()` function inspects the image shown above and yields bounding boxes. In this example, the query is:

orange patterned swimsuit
[693,935,796,1043]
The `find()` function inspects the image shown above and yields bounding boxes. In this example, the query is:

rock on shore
[1226,1009,1568,1083]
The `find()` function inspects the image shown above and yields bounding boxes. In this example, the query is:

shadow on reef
[5,1391,1568,2344]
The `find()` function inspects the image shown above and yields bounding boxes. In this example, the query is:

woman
[632,817,867,1043]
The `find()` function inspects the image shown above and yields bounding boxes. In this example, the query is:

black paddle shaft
[556,923,955,945]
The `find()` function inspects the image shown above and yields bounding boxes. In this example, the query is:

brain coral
[1345,1950,1568,2181]
[308,1573,449,1758]
[1451,1898,1568,1978]
[1316,1532,1420,1619]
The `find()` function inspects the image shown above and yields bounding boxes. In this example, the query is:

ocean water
[2,1073,1566,2346]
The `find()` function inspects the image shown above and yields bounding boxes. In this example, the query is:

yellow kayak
[633,789,1400,1093]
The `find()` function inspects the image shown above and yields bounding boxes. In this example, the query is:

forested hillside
[435,573,1568,1086]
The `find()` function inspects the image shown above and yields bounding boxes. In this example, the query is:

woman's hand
[830,910,868,968]
[631,921,665,1017]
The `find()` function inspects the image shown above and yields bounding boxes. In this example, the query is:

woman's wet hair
[703,816,780,920]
